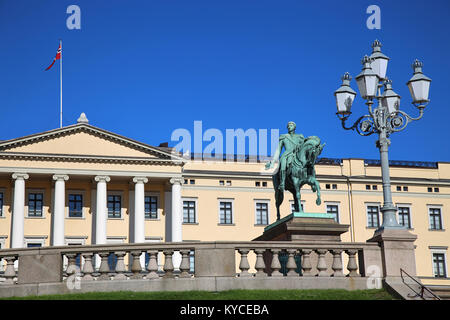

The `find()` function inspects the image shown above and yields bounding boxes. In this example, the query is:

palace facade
[0,114,449,286]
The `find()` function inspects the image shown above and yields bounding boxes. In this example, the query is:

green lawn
[2,289,395,300]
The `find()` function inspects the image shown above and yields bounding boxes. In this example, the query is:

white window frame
[24,236,47,247]
[430,249,448,278]
[289,200,305,213]
[0,188,5,218]
[427,205,444,231]
[396,203,413,229]
[66,190,86,219]
[218,198,234,225]
[365,202,381,229]
[182,197,198,224]
[325,201,341,223]
[25,188,46,219]
[107,191,124,220]
[0,236,7,249]
[144,192,161,220]
[254,199,270,226]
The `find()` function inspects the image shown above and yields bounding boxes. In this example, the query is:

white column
[94,176,110,245]
[170,177,183,243]
[170,177,183,270]
[133,177,148,243]
[52,174,69,246]
[11,173,29,248]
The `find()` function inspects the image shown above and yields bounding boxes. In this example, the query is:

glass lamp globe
[334,72,356,115]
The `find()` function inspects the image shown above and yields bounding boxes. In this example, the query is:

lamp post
[334,40,431,231]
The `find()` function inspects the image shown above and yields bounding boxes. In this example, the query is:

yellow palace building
[0,114,448,286]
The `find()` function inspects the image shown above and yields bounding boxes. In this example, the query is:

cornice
[0,151,182,166]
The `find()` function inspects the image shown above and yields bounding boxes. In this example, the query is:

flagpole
[60,39,62,128]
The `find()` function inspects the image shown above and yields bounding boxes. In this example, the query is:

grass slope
[3,289,395,300]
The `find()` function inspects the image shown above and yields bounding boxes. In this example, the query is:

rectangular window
[429,208,443,230]
[255,181,260,187]
[366,185,371,190]
[0,192,3,216]
[291,202,304,213]
[397,186,402,191]
[28,193,43,217]
[145,196,158,219]
[398,207,411,229]
[107,195,121,218]
[433,253,447,278]
[326,204,339,223]
[183,200,196,223]
[367,205,380,228]
[372,185,378,190]
[262,182,267,187]
[403,186,408,191]
[27,243,42,248]
[219,180,224,186]
[434,187,440,193]
[326,184,330,190]
[68,194,83,218]
[190,180,195,185]
[219,201,233,224]
[428,187,432,192]
[332,184,337,190]
[255,202,268,225]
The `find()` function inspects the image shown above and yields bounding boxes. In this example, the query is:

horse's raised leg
[292,177,302,213]
[275,189,284,220]
[311,179,321,205]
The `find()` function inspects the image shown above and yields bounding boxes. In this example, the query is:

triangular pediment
[0,124,182,163]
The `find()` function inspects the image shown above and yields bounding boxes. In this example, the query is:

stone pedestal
[367,228,418,278]
[253,212,350,243]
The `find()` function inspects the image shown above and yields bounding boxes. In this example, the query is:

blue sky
[0,0,449,162]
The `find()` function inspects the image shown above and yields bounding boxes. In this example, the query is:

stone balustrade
[235,244,366,278]
[0,241,382,288]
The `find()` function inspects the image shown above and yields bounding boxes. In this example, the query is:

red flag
[45,43,62,71]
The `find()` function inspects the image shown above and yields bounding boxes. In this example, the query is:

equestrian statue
[265,121,325,220]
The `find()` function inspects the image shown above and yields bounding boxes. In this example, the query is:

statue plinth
[253,212,349,242]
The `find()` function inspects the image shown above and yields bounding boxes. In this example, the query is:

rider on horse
[265,121,305,192]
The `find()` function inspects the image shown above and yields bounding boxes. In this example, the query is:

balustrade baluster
[163,250,175,278]
[130,251,143,279]
[81,252,94,281]
[114,251,127,280]
[2,256,17,285]
[179,250,191,278]
[331,250,344,277]
[286,249,298,277]
[254,249,266,277]
[345,249,359,277]
[65,253,78,279]
[301,249,313,276]
[98,253,111,280]
[316,249,329,277]
[270,249,283,277]
[238,249,252,277]
[146,250,159,279]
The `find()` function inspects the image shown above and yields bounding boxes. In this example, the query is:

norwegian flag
[45,43,62,71]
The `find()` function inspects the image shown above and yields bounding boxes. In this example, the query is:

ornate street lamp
[334,40,432,230]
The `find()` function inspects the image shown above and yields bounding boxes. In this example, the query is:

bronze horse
[272,136,325,220]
